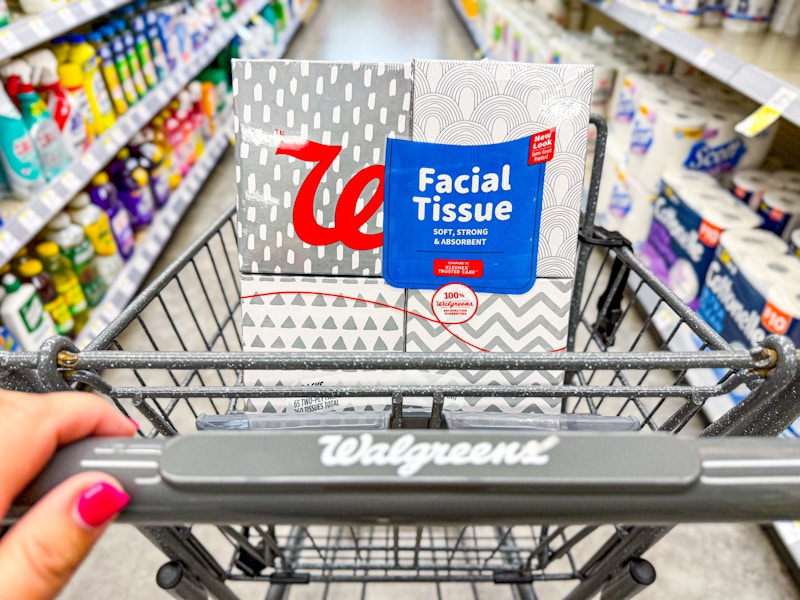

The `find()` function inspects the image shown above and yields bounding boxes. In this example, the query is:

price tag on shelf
[735,86,799,138]
[100,0,116,9]
[117,276,135,296]
[652,305,676,334]
[132,255,148,272]
[102,135,116,152]
[0,231,19,256]
[81,154,100,172]
[144,239,159,256]
[100,303,118,321]
[58,6,78,26]
[28,17,50,38]
[39,188,60,210]
[111,128,126,145]
[61,171,81,191]
[0,30,22,54]
[18,208,43,233]
[648,23,664,38]
[695,47,715,68]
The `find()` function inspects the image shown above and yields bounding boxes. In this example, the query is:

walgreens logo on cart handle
[318,433,560,478]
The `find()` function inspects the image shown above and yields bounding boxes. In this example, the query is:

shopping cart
[5,116,800,600]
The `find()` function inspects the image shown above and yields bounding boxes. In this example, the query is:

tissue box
[405,278,572,413]
[235,60,412,276]
[240,274,405,413]
[235,58,594,414]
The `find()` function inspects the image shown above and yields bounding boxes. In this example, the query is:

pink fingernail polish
[75,483,130,528]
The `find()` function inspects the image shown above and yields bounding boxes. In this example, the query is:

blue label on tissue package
[383,134,549,294]
[684,139,746,174]
[640,186,716,310]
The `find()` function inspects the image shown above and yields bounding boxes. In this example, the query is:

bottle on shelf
[0,58,33,108]
[18,0,63,16]
[0,85,45,198]
[131,134,171,207]
[26,49,71,132]
[36,241,89,332]
[132,15,160,89]
[67,35,116,134]
[87,31,129,117]
[67,192,124,287]
[103,24,140,107]
[90,172,136,260]
[144,9,171,81]
[0,287,20,351]
[17,258,75,338]
[0,274,56,351]
[51,36,71,64]
[17,82,73,180]
[111,20,148,99]
[45,213,106,308]
[118,165,156,229]
[56,63,94,155]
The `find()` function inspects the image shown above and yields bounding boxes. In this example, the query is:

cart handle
[7,431,800,525]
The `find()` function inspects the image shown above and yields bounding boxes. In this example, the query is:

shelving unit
[75,113,233,345]
[74,0,312,345]
[584,0,800,126]
[0,0,132,61]
[0,0,271,267]
[451,0,800,579]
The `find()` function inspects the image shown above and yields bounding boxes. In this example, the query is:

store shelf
[0,0,131,62]
[0,0,269,267]
[75,114,233,346]
[450,0,490,55]
[584,0,800,126]
[74,1,313,345]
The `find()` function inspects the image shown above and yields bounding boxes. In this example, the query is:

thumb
[0,473,129,600]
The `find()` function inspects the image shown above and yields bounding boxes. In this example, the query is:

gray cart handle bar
[7,431,800,525]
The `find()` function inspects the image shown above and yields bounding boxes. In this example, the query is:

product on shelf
[0,84,44,197]
[36,241,89,331]
[17,257,74,337]
[45,213,107,307]
[0,273,55,350]
[27,49,70,132]
[88,30,129,117]
[17,82,71,180]
[90,172,136,259]
[68,34,116,133]
[67,192,124,286]
[640,170,763,309]
[57,63,94,154]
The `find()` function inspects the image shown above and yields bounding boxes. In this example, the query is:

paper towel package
[641,172,762,310]
[234,58,594,413]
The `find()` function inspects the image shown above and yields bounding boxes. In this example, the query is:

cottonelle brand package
[234,58,593,414]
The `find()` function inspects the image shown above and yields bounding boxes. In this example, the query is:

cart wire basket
[5,116,800,600]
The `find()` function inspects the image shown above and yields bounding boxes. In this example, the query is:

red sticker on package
[431,283,479,325]
[433,259,483,278]
[528,127,556,165]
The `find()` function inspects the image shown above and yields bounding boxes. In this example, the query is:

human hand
[0,390,138,600]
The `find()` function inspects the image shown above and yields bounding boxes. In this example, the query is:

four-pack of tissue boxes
[234,58,593,414]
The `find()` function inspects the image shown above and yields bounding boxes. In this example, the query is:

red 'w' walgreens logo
[277,139,384,250]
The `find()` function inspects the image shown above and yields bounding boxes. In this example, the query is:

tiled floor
[60,0,799,598]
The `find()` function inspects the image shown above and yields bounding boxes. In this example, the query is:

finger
[0,390,137,513]
[0,472,129,600]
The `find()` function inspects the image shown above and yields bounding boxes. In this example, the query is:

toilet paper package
[641,172,761,309]
[730,169,771,209]
[698,229,800,349]
[756,189,800,240]
[234,58,595,414]
[723,0,776,32]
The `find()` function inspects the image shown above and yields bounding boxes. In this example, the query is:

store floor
[61,0,799,598]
